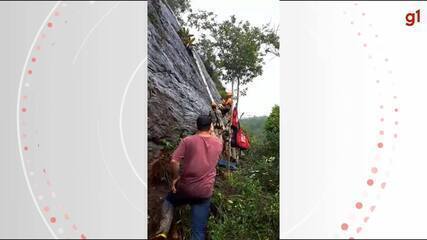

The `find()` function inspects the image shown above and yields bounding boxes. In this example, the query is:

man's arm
[170,160,180,193]
[170,138,185,193]
[170,159,180,180]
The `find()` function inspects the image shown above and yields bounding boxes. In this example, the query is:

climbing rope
[190,48,243,172]
[192,50,215,104]
[191,49,226,132]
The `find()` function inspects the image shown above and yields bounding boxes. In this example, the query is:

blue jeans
[166,192,211,240]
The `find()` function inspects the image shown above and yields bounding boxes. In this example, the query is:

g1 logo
[406,9,420,26]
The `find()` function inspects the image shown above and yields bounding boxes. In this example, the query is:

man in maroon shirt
[154,115,223,240]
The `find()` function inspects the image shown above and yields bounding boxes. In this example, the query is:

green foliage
[162,0,278,97]
[159,139,175,151]
[209,167,279,239]
[264,105,280,160]
[164,0,191,24]
[186,12,279,96]
[241,105,280,165]
[208,105,280,239]
[241,116,267,143]
[177,27,196,48]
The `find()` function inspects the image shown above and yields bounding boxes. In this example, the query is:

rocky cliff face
[148,0,221,161]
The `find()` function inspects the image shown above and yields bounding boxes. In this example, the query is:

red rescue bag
[231,106,239,129]
[236,128,250,150]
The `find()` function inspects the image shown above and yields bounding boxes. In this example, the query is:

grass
[208,157,279,240]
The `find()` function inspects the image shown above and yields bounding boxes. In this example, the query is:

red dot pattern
[341,223,349,231]
[20,6,88,239]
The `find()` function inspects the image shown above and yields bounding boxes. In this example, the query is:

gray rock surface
[148,0,221,161]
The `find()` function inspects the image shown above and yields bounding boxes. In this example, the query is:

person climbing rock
[152,115,223,240]
[211,91,233,131]
[219,91,233,116]
[210,103,225,134]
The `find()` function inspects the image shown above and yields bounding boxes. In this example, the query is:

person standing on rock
[219,91,233,116]
[152,114,223,240]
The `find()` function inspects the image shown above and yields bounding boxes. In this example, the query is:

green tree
[241,116,267,142]
[164,0,191,24]
[186,11,279,100]
[265,105,280,161]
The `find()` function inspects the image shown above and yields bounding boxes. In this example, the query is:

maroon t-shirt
[172,134,223,198]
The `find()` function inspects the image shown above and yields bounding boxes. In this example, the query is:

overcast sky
[188,0,280,117]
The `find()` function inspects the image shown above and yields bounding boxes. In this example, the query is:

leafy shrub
[177,27,196,48]
[209,167,279,240]
[264,105,280,161]
[207,106,280,239]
